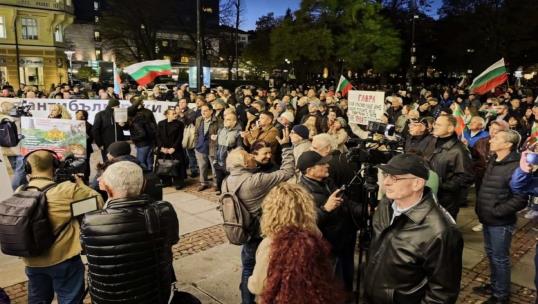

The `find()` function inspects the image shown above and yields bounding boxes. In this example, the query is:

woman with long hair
[248,183,346,304]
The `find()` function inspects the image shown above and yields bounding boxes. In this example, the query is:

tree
[270,0,402,80]
[98,0,170,63]
[219,0,245,80]
[242,13,281,77]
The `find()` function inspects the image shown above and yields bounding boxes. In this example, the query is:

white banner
[0,98,179,124]
[347,90,385,125]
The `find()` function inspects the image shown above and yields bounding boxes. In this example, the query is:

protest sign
[0,98,178,124]
[20,117,87,158]
[347,90,385,125]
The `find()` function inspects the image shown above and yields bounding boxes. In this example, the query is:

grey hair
[312,133,335,151]
[226,148,246,171]
[498,130,521,151]
[471,116,486,128]
[101,161,144,197]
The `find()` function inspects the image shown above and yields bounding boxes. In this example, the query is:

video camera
[346,121,403,165]
[54,154,86,183]
[8,101,32,117]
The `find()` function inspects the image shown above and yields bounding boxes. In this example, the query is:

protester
[248,183,346,304]
[365,153,463,303]
[474,130,527,304]
[157,109,186,190]
[428,114,474,219]
[224,129,294,304]
[128,97,157,171]
[193,104,221,191]
[92,99,126,161]
[81,161,179,304]
[214,112,242,194]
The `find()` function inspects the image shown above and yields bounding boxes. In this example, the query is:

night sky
[242,0,444,30]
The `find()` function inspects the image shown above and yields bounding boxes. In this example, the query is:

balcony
[15,0,74,14]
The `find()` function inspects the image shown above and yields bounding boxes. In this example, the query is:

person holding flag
[336,75,353,97]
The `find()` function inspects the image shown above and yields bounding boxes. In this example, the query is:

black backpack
[0,118,19,147]
[218,176,259,245]
[0,183,70,257]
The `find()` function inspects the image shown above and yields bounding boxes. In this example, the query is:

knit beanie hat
[107,141,131,158]
[292,125,309,140]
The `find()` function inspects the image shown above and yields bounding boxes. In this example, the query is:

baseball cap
[107,141,131,158]
[297,151,332,173]
[377,154,429,180]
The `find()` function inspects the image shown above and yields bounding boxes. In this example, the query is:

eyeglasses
[381,172,416,182]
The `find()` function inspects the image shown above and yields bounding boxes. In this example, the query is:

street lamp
[64,50,74,85]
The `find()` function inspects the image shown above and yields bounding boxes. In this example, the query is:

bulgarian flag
[452,103,465,136]
[124,59,172,86]
[527,122,538,146]
[468,58,508,95]
[336,75,353,96]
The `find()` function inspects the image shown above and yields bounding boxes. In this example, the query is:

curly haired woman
[248,183,346,304]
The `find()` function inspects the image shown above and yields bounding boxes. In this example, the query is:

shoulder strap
[223,175,250,195]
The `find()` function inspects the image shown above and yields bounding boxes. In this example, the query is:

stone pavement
[2,178,537,303]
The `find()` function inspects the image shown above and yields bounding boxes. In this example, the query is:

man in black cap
[365,153,464,304]
[298,150,359,294]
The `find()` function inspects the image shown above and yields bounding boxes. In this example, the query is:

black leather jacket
[365,189,463,304]
[81,196,179,304]
[427,135,474,216]
[299,175,358,254]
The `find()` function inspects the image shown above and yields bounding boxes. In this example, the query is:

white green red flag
[527,122,538,146]
[336,75,353,96]
[468,58,508,95]
[452,103,465,136]
[124,60,172,86]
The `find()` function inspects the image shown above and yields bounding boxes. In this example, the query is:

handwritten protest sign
[347,90,385,125]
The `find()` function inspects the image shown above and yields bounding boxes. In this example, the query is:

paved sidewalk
[2,179,537,303]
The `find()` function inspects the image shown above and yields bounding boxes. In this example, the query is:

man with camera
[365,153,463,304]
[297,150,359,294]
[22,150,103,304]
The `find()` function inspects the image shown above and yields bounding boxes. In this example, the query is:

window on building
[94,31,100,41]
[95,48,102,60]
[93,1,99,11]
[54,25,63,42]
[0,17,6,39]
[21,18,38,40]
[94,16,99,23]
[162,40,168,47]
[66,0,72,6]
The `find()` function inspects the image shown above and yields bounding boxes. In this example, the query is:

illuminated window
[0,17,6,39]
[94,16,99,23]
[94,31,100,41]
[54,24,63,42]
[93,1,99,11]
[95,48,102,60]
[21,18,38,40]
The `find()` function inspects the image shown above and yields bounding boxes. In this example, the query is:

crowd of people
[1,79,538,304]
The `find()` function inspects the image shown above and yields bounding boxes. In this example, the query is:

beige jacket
[247,237,272,297]
[23,179,104,267]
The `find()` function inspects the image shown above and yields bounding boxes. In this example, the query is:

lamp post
[64,50,74,86]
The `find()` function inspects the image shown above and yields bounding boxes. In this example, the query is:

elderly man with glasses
[364,153,464,304]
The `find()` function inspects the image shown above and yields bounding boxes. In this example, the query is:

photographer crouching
[364,154,463,304]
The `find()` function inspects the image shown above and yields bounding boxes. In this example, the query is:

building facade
[0,0,74,90]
